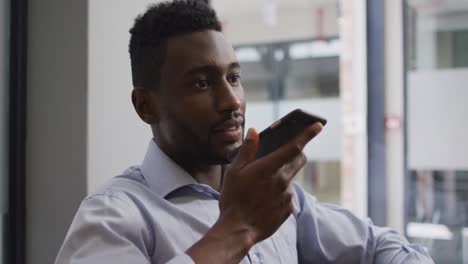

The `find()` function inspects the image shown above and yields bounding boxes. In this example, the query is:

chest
[147,193,299,264]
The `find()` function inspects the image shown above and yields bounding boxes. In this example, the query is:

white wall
[408,69,468,170]
[87,0,155,192]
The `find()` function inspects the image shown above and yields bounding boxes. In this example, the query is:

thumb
[230,128,259,169]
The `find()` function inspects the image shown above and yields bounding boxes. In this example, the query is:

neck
[153,138,223,191]
[189,164,223,191]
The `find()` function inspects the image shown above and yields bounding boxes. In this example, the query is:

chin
[208,141,242,164]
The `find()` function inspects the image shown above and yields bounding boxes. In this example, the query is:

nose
[214,79,242,112]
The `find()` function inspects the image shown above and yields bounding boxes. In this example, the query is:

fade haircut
[129,0,222,89]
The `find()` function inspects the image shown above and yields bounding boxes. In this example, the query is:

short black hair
[129,0,222,89]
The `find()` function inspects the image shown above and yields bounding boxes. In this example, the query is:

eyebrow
[183,62,241,76]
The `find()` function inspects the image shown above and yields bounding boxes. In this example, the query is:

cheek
[237,88,246,112]
[183,93,213,113]
[174,95,215,132]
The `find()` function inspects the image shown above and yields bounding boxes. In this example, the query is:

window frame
[8,0,27,263]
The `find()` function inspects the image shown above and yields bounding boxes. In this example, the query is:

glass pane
[295,161,341,204]
[212,0,341,203]
[407,0,468,70]
[405,0,468,262]
[453,30,468,67]
[0,0,9,261]
[407,170,468,263]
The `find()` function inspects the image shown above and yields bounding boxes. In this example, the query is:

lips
[212,118,244,142]
[212,118,243,132]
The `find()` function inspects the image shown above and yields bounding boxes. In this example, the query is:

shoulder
[73,166,157,241]
[86,166,150,203]
[58,167,157,261]
[78,166,159,225]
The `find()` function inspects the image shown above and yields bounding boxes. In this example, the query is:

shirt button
[252,252,263,263]
[252,254,258,262]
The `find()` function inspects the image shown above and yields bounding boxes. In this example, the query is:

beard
[157,110,245,166]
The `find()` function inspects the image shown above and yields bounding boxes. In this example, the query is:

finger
[230,128,259,169]
[275,153,306,191]
[293,122,323,153]
[279,192,294,221]
[258,122,322,172]
[281,152,307,183]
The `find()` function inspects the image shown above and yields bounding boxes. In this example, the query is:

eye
[194,78,211,89]
[227,73,241,86]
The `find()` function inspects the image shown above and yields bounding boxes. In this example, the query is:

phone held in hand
[226,109,327,163]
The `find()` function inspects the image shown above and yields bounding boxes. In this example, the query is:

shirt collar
[140,139,197,198]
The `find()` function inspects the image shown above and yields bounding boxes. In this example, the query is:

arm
[292,183,434,264]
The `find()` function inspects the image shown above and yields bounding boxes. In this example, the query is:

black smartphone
[226,109,327,162]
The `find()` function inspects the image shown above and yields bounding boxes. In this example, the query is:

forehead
[162,30,237,74]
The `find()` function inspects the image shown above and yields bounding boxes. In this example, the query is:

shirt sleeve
[55,193,194,264]
[292,183,434,264]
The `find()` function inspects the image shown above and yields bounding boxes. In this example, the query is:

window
[405,0,468,262]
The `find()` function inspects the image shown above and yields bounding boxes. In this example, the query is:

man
[56,1,434,263]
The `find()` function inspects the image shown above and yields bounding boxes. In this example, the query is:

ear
[131,88,159,124]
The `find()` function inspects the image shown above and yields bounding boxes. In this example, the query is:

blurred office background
[2,0,468,263]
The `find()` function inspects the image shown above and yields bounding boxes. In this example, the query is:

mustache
[212,111,245,130]
[230,111,245,126]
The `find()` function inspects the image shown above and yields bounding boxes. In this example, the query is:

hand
[186,123,322,263]
[218,122,323,243]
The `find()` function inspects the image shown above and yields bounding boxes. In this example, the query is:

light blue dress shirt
[56,140,434,264]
